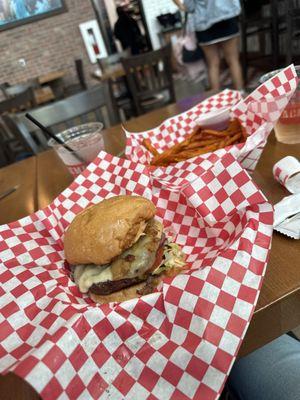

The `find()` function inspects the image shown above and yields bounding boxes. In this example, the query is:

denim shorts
[196,17,239,46]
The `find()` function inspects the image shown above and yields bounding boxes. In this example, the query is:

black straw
[25,113,85,163]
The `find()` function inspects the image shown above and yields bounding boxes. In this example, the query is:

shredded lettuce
[152,241,186,275]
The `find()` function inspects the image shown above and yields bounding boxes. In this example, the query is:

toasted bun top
[64,195,156,265]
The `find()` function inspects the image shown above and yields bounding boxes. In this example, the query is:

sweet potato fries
[142,119,246,167]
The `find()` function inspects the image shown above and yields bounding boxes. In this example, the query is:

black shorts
[196,17,239,46]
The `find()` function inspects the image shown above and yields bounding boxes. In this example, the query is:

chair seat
[140,93,171,114]
[63,84,85,97]
[141,93,165,107]
[117,97,133,111]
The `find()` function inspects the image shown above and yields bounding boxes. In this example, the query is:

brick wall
[0,0,98,90]
[141,0,178,49]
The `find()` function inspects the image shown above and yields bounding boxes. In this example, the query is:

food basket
[0,149,273,400]
[125,65,298,175]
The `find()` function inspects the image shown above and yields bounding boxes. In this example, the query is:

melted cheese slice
[73,219,163,294]
[74,264,112,293]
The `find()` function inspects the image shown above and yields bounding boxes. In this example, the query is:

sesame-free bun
[64,195,156,266]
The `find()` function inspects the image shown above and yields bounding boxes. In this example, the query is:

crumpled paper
[0,150,273,400]
[125,65,298,175]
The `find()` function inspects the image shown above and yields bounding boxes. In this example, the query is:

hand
[172,0,186,12]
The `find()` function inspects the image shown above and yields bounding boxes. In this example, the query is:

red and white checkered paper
[273,156,300,193]
[0,149,273,400]
[125,65,298,177]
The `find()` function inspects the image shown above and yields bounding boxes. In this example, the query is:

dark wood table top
[0,156,37,225]
[37,70,66,85]
[1,102,300,398]
[240,133,300,356]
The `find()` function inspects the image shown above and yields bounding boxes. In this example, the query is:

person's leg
[200,43,221,91]
[227,334,300,400]
[220,36,244,90]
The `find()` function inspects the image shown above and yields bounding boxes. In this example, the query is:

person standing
[173,0,244,91]
[114,6,144,55]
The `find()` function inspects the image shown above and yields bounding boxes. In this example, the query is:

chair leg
[0,147,8,167]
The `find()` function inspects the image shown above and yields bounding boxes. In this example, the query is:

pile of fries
[142,119,246,167]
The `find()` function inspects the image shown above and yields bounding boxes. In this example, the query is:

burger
[64,195,186,303]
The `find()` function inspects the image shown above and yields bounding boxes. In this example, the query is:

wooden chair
[1,80,39,99]
[0,83,10,98]
[76,59,87,91]
[0,88,38,166]
[97,50,134,121]
[0,87,37,114]
[0,119,12,167]
[3,83,119,156]
[240,0,284,84]
[98,50,130,70]
[64,59,88,97]
[121,44,176,116]
[0,117,33,166]
[285,0,300,64]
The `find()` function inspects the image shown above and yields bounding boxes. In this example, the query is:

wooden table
[37,70,66,101]
[0,156,37,225]
[37,70,66,85]
[92,63,125,82]
[1,103,300,398]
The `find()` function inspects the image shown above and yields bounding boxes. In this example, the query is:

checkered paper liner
[125,65,298,178]
[0,150,273,400]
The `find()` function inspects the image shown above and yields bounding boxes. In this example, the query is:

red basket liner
[0,150,273,400]
[125,65,298,174]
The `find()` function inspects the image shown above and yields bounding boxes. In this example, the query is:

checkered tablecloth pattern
[0,148,273,400]
[125,65,298,174]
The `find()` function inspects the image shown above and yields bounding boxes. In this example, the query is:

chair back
[121,44,175,115]
[0,116,33,165]
[75,59,87,90]
[0,88,37,165]
[3,80,39,98]
[99,49,130,71]
[0,118,13,166]
[3,83,119,155]
[0,88,36,114]
[0,83,9,98]
[285,0,300,64]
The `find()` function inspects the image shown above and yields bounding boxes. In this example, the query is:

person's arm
[172,0,186,12]
[131,16,142,35]
[183,0,196,13]
[114,23,120,41]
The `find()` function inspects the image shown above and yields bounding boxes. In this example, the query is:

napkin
[274,193,300,239]
[273,157,300,239]
[273,156,300,194]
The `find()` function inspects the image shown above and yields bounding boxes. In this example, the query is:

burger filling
[72,218,185,295]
